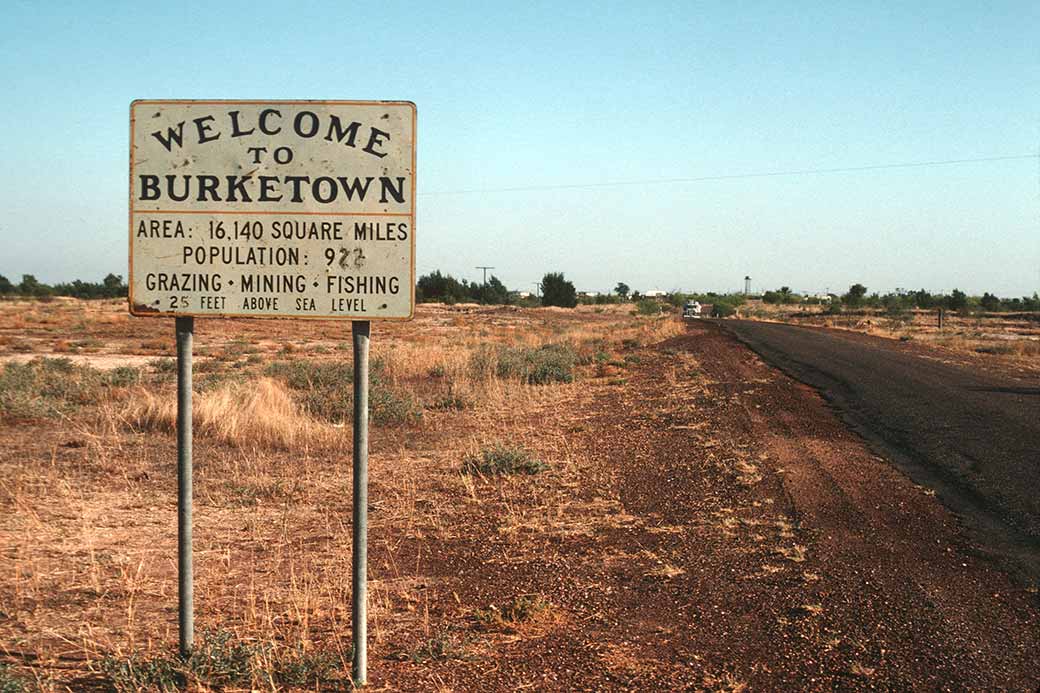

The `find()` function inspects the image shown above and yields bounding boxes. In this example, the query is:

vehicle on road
[683,301,702,319]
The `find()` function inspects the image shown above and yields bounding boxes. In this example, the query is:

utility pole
[476,266,494,304]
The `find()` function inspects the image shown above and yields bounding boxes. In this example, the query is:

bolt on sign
[129,100,416,319]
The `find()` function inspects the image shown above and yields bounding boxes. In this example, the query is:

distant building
[579,291,600,298]
[643,289,667,298]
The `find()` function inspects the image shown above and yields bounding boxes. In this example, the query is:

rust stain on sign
[128,100,416,321]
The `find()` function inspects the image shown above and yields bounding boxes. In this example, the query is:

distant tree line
[415,270,765,316]
[750,283,1040,313]
[415,270,512,305]
[0,273,127,299]
[838,285,1040,313]
[416,270,582,308]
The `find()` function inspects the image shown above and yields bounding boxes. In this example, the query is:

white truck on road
[683,301,702,319]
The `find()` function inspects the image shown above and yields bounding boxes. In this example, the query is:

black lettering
[284,176,309,202]
[197,175,221,201]
[379,176,406,203]
[337,177,373,201]
[193,116,220,144]
[225,176,252,202]
[166,175,191,202]
[151,122,185,152]
[139,175,160,200]
[259,108,282,135]
[229,110,255,137]
[312,177,338,203]
[258,176,282,201]
[362,128,390,157]
[324,116,362,146]
[293,111,319,138]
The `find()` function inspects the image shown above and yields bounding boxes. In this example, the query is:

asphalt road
[721,319,1040,582]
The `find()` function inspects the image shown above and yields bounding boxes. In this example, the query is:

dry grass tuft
[124,377,334,449]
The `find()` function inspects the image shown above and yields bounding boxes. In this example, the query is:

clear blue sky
[2,1,1037,296]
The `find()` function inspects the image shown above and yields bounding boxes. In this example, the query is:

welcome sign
[129,100,416,319]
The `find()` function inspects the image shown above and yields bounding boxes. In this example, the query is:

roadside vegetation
[0,298,688,688]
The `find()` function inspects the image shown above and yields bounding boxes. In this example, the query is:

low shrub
[101,630,343,692]
[390,631,473,663]
[494,343,577,384]
[0,357,106,420]
[265,360,353,390]
[462,444,547,475]
[149,357,177,373]
[636,299,662,316]
[370,386,423,425]
[107,365,142,387]
[265,359,418,425]
[427,384,470,411]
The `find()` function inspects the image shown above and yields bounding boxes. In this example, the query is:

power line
[419,153,1039,197]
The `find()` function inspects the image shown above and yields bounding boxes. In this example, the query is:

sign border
[128,99,417,320]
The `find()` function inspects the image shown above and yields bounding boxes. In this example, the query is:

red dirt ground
[376,321,1040,690]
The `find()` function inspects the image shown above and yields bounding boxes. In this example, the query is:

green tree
[842,283,867,308]
[979,292,1001,312]
[910,289,935,309]
[712,302,736,317]
[541,272,577,308]
[947,288,967,311]
[416,270,466,303]
[614,282,630,300]
[483,275,510,304]
[102,273,126,297]
[0,275,13,294]
[18,274,51,297]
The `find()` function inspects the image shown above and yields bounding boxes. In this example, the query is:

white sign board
[129,100,415,319]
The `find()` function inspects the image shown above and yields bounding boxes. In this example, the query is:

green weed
[494,343,577,384]
[0,357,107,420]
[391,631,474,663]
[101,630,344,691]
[0,665,28,693]
[266,359,418,425]
[463,444,547,476]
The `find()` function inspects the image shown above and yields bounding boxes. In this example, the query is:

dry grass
[0,300,700,689]
[124,377,336,450]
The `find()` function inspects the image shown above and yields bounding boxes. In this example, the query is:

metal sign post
[351,320,370,684]
[175,316,194,657]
